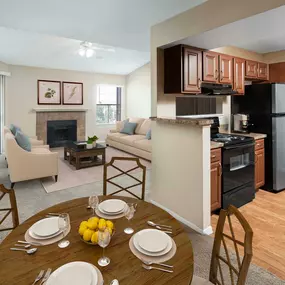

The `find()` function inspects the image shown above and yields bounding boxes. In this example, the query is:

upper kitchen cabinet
[258,62,268,80]
[164,45,202,94]
[233,58,245,95]
[245,60,258,78]
[245,60,269,80]
[203,51,219,82]
[219,54,233,84]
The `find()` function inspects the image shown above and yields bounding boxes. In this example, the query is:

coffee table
[64,142,106,170]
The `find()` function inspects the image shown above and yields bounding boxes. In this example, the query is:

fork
[32,270,45,285]
[40,268,52,285]
[142,264,173,273]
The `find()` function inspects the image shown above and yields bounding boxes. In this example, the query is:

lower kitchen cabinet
[255,139,265,190]
[211,148,222,211]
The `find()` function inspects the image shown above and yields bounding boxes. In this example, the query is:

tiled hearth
[36,111,86,144]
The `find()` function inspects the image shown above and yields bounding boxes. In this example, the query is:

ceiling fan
[78,41,115,58]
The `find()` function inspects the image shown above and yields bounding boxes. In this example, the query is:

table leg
[102,151,106,165]
[76,155,80,170]
[64,148,67,160]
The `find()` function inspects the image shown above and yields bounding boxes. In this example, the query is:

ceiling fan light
[78,48,85,57]
[86,49,94,58]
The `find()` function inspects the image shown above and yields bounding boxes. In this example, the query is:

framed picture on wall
[62,82,83,105]
[37,80,61,105]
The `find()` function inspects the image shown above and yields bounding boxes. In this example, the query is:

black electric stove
[210,117,255,209]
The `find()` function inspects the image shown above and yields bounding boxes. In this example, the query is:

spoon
[110,280,119,285]
[10,248,37,254]
[147,221,172,229]
[15,244,31,248]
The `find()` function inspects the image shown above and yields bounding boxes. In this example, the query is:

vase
[92,141,97,148]
[87,143,93,149]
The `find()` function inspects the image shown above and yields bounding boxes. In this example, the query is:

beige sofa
[106,118,152,161]
[5,133,58,187]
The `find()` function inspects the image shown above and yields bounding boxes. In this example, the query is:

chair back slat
[209,205,253,285]
[103,156,146,200]
[0,184,19,232]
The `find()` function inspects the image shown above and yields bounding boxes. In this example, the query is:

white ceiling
[0,0,206,74]
[178,5,285,54]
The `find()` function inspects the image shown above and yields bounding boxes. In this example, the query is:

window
[96,85,121,124]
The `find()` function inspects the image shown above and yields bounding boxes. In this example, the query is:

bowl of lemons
[78,216,115,245]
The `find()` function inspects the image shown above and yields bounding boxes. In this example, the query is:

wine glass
[124,203,137,234]
[58,213,70,248]
[89,195,99,216]
[97,229,111,267]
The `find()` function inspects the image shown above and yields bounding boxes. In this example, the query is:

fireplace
[47,120,77,148]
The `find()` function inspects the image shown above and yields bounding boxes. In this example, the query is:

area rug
[41,147,151,193]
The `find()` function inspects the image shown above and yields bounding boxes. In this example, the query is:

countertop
[211,141,224,149]
[150,116,213,126]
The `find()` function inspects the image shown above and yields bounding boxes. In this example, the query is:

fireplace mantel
[32,108,89,113]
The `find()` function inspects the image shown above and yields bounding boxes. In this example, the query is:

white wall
[6,65,126,141]
[126,63,151,118]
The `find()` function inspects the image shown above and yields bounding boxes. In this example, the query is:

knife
[40,268,52,285]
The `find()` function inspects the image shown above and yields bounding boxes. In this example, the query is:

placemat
[95,208,126,220]
[129,235,177,263]
[24,225,71,246]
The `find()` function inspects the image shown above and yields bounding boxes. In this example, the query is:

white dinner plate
[98,199,127,214]
[133,230,173,257]
[30,217,60,237]
[46,262,98,285]
[98,206,125,216]
[135,229,170,253]
[28,227,62,240]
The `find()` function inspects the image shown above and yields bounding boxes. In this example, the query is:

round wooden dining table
[0,196,194,285]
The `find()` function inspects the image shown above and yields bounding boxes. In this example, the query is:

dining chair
[103,157,146,200]
[0,184,19,232]
[191,205,253,285]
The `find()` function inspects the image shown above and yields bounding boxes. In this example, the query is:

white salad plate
[98,199,127,214]
[46,261,98,285]
[30,217,60,237]
[133,229,172,256]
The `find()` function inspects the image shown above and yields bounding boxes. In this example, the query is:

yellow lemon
[106,227,113,235]
[83,229,94,242]
[106,221,114,230]
[78,225,88,236]
[87,220,98,230]
[91,231,99,244]
[88,217,99,223]
[80,221,88,228]
[98,219,106,231]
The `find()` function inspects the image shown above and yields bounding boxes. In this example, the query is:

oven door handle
[223,142,255,150]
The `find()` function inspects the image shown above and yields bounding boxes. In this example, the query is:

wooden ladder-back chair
[0,184,19,232]
[192,205,253,285]
[103,157,146,200]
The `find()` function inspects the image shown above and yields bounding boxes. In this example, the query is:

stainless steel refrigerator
[232,83,285,192]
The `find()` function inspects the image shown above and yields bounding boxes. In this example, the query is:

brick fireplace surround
[36,111,86,144]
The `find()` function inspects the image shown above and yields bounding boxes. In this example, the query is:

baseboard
[150,199,213,236]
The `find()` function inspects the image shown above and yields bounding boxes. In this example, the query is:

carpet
[41,147,151,193]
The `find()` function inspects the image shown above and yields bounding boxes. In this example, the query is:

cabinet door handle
[211,155,216,158]
[220,70,224,80]
[256,144,261,147]
[219,162,222,176]
[215,70,218,80]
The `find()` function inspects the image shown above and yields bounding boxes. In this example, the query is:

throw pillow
[146,129,151,140]
[15,131,31,152]
[116,119,129,132]
[120,122,137,135]
[10,124,21,136]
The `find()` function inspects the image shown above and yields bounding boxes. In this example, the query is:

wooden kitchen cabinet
[233,58,245,95]
[255,139,265,190]
[211,148,222,211]
[164,45,202,94]
[245,60,258,78]
[203,51,219,82]
[258,62,268,80]
[219,54,233,84]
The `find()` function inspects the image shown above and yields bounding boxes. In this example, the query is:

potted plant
[87,135,99,149]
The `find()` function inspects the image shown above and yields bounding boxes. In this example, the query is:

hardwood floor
[211,190,285,280]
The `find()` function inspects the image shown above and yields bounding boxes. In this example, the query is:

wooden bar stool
[0,184,19,232]
[103,157,146,200]
[192,205,253,285]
